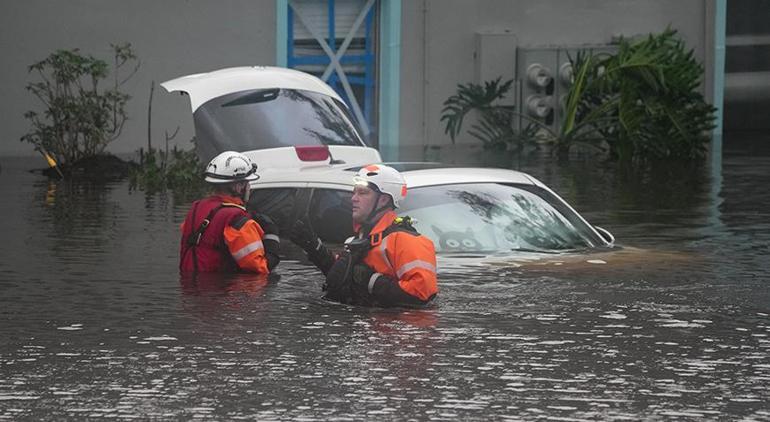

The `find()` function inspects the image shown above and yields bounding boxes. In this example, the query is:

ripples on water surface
[0,147,768,420]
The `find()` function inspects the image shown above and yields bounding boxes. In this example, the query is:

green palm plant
[440,78,520,150]
[439,56,618,155]
[535,51,617,156]
[439,55,614,155]
[584,28,716,161]
[440,28,715,161]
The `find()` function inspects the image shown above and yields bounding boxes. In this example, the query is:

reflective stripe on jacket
[361,211,438,302]
[179,195,269,274]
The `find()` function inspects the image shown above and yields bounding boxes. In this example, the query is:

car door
[247,187,311,235]
[306,188,354,245]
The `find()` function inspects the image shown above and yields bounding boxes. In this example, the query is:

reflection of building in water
[179,273,272,298]
[179,273,274,323]
[357,309,440,392]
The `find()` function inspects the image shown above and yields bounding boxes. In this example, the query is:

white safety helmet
[204,151,259,184]
[353,164,407,208]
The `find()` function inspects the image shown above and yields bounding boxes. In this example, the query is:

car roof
[251,163,543,190]
[161,66,343,112]
[403,166,543,189]
[242,146,381,175]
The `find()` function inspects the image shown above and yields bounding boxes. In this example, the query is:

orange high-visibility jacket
[360,210,438,303]
[179,195,270,274]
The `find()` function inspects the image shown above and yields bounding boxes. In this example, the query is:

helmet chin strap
[228,181,250,202]
[361,192,392,234]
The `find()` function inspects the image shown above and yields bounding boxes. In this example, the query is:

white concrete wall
[0,0,276,156]
[400,0,710,149]
[1,1,711,157]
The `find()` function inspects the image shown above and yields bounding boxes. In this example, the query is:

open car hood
[162,66,379,167]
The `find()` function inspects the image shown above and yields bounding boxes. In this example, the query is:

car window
[308,189,354,244]
[247,188,302,233]
[399,183,600,253]
[194,88,365,162]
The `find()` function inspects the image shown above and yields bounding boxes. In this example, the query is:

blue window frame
[277,0,400,156]
[285,0,377,143]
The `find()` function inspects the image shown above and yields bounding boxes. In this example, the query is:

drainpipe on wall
[708,0,726,235]
[711,0,726,145]
[275,0,288,67]
[379,0,402,161]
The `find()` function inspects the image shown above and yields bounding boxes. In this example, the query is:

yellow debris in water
[44,152,57,168]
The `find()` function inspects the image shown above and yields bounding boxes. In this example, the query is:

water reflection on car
[402,182,605,254]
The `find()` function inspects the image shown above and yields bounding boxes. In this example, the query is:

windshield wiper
[510,246,594,254]
[510,245,594,254]
[509,247,558,254]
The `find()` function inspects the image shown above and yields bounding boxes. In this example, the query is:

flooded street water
[1,142,769,420]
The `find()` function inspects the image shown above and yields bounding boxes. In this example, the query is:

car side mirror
[594,226,615,246]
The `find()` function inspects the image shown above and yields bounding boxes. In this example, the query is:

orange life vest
[179,195,269,274]
[359,211,438,302]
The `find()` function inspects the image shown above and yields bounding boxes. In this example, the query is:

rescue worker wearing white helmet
[180,151,280,274]
[290,164,437,307]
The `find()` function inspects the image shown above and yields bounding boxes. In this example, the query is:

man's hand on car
[288,218,320,252]
[251,212,279,237]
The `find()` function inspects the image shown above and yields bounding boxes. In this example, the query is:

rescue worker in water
[290,164,437,306]
[180,151,280,274]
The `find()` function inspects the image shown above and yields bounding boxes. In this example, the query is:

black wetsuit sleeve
[370,274,427,307]
[307,242,337,275]
[264,239,281,271]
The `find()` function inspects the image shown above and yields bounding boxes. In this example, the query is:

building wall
[1,1,713,157]
[400,0,710,150]
[0,0,276,157]
[724,0,770,133]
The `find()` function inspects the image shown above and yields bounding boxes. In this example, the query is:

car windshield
[193,88,365,161]
[399,183,601,253]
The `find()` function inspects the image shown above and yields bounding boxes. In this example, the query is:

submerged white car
[162,67,615,254]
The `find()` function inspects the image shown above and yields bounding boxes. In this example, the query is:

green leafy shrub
[440,78,534,150]
[584,28,717,161]
[441,29,716,161]
[21,44,139,169]
[129,147,207,196]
